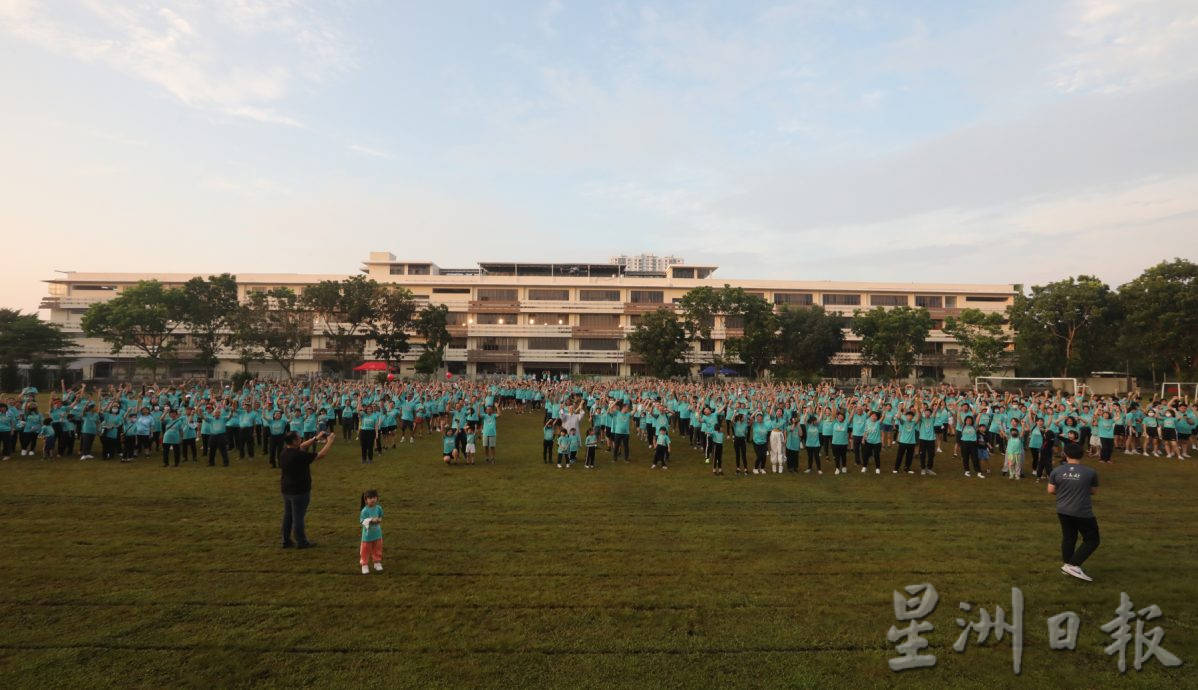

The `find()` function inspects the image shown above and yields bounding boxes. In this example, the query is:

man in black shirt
[1048,443,1100,582]
[279,430,335,548]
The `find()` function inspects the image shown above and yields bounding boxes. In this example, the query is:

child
[1004,425,1024,480]
[39,417,56,459]
[542,420,557,464]
[652,426,671,469]
[584,427,597,468]
[463,424,476,465]
[568,428,580,466]
[975,425,990,478]
[555,428,570,468]
[441,428,458,465]
[359,489,384,574]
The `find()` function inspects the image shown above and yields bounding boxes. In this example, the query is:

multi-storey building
[609,254,685,274]
[41,251,1016,382]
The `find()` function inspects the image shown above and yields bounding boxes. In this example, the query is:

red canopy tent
[352,361,389,372]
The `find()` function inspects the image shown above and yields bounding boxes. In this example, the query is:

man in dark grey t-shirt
[1048,443,1100,582]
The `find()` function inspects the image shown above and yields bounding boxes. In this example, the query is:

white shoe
[906,470,914,474]
[892,470,898,474]
[804,469,811,474]
[374,563,383,571]
[977,473,985,479]
[1061,564,1093,582]
[927,469,937,476]
[860,467,867,473]
[361,565,370,575]
[964,471,971,477]
[817,470,823,475]
[875,469,880,474]
[833,468,840,475]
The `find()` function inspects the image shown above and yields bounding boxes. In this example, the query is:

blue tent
[699,366,739,377]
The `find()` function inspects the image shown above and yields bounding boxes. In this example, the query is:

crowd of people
[1,378,1192,483]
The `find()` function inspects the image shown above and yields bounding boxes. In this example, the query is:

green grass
[0,409,1195,689]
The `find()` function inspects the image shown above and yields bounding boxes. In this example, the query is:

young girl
[359,489,384,574]
[584,427,597,468]
[441,428,458,465]
[39,417,56,459]
[555,427,570,468]
[463,424,476,465]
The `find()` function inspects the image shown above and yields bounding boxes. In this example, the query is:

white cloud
[538,0,563,37]
[349,143,393,159]
[0,0,350,127]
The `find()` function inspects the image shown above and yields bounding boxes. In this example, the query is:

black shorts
[381,425,396,434]
[1179,432,1191,442]
[1162,428,1177,441]
[401,420,414,431]
[1114,425,1126,436]
[1146,427,1159,439]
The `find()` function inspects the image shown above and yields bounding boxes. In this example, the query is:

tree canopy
[851,306,933,380]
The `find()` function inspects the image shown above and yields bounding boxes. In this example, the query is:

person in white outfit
[768,426,786,474]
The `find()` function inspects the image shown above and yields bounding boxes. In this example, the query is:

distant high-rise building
[609,254,684,273]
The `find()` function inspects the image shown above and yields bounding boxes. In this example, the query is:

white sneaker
[964,471,971,477]
[927,469,937,476]
[906,470,914,474]
[875,469,880,474]
[818,470,823,475]
[1061,564,1093,582]
[892,470,898,474]
[977,473,985,479]
[833,468,840,475]
[860,467,867,473]
[361,565,370,575]
[804,469,811,474]
[374,563,383,571]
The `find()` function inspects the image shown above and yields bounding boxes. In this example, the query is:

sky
[2,0,1197,314]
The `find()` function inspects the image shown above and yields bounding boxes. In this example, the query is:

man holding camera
[280,429,335,549]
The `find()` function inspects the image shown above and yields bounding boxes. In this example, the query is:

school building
[40,251,1017,383]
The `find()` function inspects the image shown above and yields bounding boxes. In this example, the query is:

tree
[302,276,383,376]
[678,285,724,340]
[226,302,266,374]
[0,310,77,388]
[80,280,187,376]
[238,288,312,379]
[721,289,778,378]
[1117,259,1198,380]
[1008,276,1117,377]
[414,304,452,374]
[943,308,1009,380]
[774,306,845,379]
[180,274,239,372]
[851,306,933,380]
[627,307,689,378]
[370,286,417,371]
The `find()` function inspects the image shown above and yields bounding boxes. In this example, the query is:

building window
[478,337,517,351]
[870,294,909,307]
[528,337,569,350]
[699,339,715,352]
[579,313,620,329]
[444,312,469,326]
[944,296,957,308]
[448,338,467,350]
[432,287,469,294]
[915,295,943,309]
[628,314,644,328]
[672,268,695,279]
[580,289,621,301]
[822,294,861,306]
[629,290,664,304]
[407,264,430,275]
[474,313,517,325]
[389,265,405,275]
[527,314,570,325]
[725,315,744,329]
[527,288,570,301]
[773,292,813,306]
[965,295,1007,303]
[476,288,517,302]
[578,338,620,351]
[74,285,117,291]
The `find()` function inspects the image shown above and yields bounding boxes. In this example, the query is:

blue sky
[2,0,1197,312]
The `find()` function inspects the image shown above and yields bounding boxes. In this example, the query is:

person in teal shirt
[803,415,822,473]
[161,409,185,467]
[358,403,379,465]
[37,417,56,459]
[830,413,850,475]
[710,426,725,475]
[359,489,384,575]
[784,419,803,473]
[652,427,671,469]
[481,406,499,464]
[862,411,882,473]
[894,410,918,474]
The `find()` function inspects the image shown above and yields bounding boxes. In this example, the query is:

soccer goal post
[975,376,1079,395]
[1160,382,1198,399]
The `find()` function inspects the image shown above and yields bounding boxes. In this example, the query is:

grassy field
[0,407,1195,689]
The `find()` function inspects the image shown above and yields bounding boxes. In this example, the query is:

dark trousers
[753,442,766,470]
[1099,437,1114,462]
[122,435,137,459]
[101,435,118,459]
[852,436,863,466]
[832,443,848,470]
[162,443,180,466]
[1,431,13,457]
[79,432,95,457]
[282,492,311,546]
[1058,513,1100,567]
[208,433,229,466]
[542,438,553,463]
[182,438,197,462]
[960,440,979,472]
[360,429,376,463]
[585,446,596,467]
[785,448,799,472]
[734,437,747,468]
[863,441,881,469]
[612,432,629,461]
[806,446,821,470]
[237,427,255,458]
[269,435,285,467]
[712,442,723,470]
[1037,441,1055,477]
[895,442,915,471]
[918,439,935,469]
[60,430,76,456]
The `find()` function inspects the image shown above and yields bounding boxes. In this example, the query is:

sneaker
[875,469,880,474]
[892,470,898,474]
[362,565,370,575]
[920,469,927,475]
[860,467,867,473]
[804,469,811,474]
[927,470,937,476]
[833,468,840,475]
[964,471,971,477]
[907,470,915,474]
[1061,564,1093,582]
[373,563,383,572]
[977,473,985,479]
[817,470,822,475]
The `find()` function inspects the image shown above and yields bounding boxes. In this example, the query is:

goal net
[975,376,1080,395]
[1160,382,1198,399]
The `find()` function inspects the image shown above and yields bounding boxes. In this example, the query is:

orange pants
[359,539,383,565]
